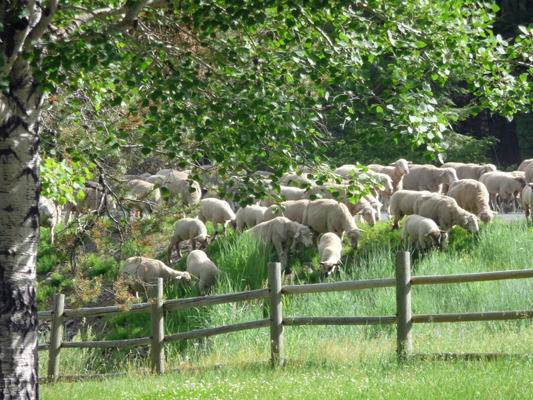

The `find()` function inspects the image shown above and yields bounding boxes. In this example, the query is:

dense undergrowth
[36,216,533,381]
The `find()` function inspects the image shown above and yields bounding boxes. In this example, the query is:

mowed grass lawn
[39,219,533,399]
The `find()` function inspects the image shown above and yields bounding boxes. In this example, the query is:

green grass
[38,219,533,398]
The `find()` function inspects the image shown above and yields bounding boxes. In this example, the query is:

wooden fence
[38,252,533,381]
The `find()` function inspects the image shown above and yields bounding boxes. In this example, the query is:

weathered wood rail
[39,252,533,381]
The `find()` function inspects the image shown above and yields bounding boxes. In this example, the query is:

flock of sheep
[37,157,533,297]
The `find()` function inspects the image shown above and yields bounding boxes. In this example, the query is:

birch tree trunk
[0,46,43,400]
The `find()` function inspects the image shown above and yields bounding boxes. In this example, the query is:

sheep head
[357,207,376,227]
[478,211,493,225]
[461,215,479,234]
[291,227,314,251]
[346,228,364,250]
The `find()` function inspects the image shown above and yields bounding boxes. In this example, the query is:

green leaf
[492,4,500,12]
[415,41,427,48]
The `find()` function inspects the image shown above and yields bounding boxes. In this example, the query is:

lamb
[167,218,208,262]
[121,256,191,295]
[261,186,306,207]
[518,159,533,172]
[235,205,268,232]
[318,233,343,277]
[389,190,431,230]
[197,198,236,238]
[402,165,458,193]
[413,194,479,233]
[127,179,162,217]
[302,199,365,250]
[521,184,533,222]
[246,217,314,269]
[400,215,446,252]
[39,196,60,244]
[367,159,412,218]
[479,171,526,213]
[263,200,310,224]
[186,250,223,296]
[447,179,493,225]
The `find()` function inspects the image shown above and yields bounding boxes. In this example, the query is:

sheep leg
[525,203,530,222]
[167,238,176,264]
[175,240,183,258]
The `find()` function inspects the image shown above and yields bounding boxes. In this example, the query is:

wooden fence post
[268,262,284,366]
[47,293,65,380]
[396,252,412,359]
[150,278,165,374]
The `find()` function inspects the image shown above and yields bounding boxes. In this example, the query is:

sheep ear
[529,183,533,187]
[175,275,182,280]
[424,232,432,237]
[294,231,301,238]
[358,228,365,232]
[440,230,447,234]
[319,262,326,266]
[388,163,396,166]
[407,161,412,165]
[356,209,364,215]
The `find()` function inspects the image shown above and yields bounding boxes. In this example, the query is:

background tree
[0,0,532,397]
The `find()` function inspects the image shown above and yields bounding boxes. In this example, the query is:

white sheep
[367,159,412,218]
[197,198,236,238]
[400,215,446,252]
[441,162,497,180]
[235,205,268,232]
[302,199,364,250]
[521,184,533,222]
[389,190,431,230]
[121,256,191,295]
[246,217,314,269]
[123,172,152,181]
[187,250,223,296]
[261,185,306,207]
[279,173,317,188]
[447,179,493,225]
[39,196,60,244]
[318,233,343,277]
[127,179,162,217]
[525,163,533,184]
[167,218,208,262]
[413,194,479,233]
[518,159,533,172]
[479,171,526,213]
[402,165,458,193]
[146,171,201,206]
[64,187,115,225]
[263,200,310,224]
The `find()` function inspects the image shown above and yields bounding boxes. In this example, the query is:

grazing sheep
[389,190,431,230]
[235,205,268,232]
[279,173,317,188]
[64,187,115,225]
[318,233,343,277]
[402,165,458,193]
[441,162,497,180]
[121,256,191,295]
[236,205,267,232]
[39,197,60,244]
[197,198,236,238]
[302,199,365,250]
[187,250,223,296]
[167,218,208,262]
[335,165,394,199]
[261,186,306,207]
[146,171,201,206]
[263,200,310,224]
[440,162,497,194]
[367,159,412,218]
[518,159,533,172]
[525,163,533,184]
[479,172,526,213]
[246,217,314,269]
[522,184,533,222]
[400,215,446,252]
[124,172,152,181]
[127,179,162,217]
[413,194,479,233]
[447,179,493,225]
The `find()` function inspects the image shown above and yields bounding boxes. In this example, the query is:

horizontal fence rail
[38,257,533,382]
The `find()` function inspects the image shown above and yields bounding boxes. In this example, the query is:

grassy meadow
[38,218,533,399]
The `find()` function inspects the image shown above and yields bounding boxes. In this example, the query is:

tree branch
[25,0,59,45]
